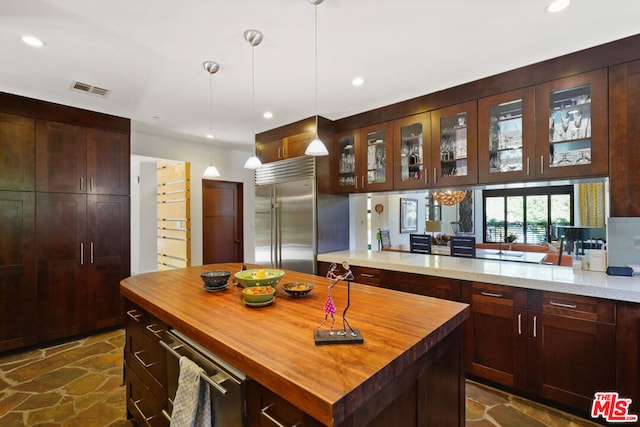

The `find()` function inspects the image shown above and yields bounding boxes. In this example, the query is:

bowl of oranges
[281,282,314,298]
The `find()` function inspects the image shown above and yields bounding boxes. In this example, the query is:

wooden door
[609,60,640,216]
[0,191,36,352]
[462,282,528,390]
[202,180,243,264]
[35,120,87,193]
[86,194,130,330]
[0,113,35,191]
[37,192,87,341]
[87,128,130,195]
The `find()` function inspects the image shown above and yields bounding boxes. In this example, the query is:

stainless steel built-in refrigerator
[255,157,348,275]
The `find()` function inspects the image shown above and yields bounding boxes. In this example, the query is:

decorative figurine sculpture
[314,261,363,345]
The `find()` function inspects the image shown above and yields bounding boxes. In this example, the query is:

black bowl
[200,270,231,287]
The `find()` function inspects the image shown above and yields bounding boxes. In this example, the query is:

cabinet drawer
[246,381,323,427]
[126,365,169,427]
[542,291,615,324]
[126,322,167,403]
[126,301,167,342]
[352,266,383,286]
[469,282,527,308]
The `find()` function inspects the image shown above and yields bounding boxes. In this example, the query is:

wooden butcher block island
[120,263,469,427]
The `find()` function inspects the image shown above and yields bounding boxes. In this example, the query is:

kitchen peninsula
[120,263,470,427]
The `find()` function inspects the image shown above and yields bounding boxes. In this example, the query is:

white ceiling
[2,0,639,150]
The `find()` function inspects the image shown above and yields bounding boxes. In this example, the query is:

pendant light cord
[314,2,319,138]
[252,44,256,156]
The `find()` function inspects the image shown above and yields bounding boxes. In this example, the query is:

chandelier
[432,190,468,206]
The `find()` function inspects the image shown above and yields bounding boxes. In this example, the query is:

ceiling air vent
[70,81,110,97]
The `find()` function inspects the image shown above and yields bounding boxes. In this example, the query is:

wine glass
[573,109,582,138]
[561,111,570,140]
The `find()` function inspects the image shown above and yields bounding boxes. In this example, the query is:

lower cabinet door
[126,365,169,427]
[530,311,616,412]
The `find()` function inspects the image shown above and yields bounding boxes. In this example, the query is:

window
[483,185,573,244]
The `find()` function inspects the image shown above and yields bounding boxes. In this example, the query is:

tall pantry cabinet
[0,93,130,352]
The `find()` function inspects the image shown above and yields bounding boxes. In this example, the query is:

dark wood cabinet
[0,191,36,352]
[125,301,169,426]
[334,129,360,193]
[463,282,616,415]
[256,138,285,163]
[36,192,88,341]
[0,113,35,191]
[534,69,608,180]
[616,302,640,416]
[609,60,640,217]
[393,113,432,189]
[431,100,478,187]
[478,88,536,184]
[246,381,324,427]
[87,195,130,330]
[533,292,616,412]
[36,121,129,195]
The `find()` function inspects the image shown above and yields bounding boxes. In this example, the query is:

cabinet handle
[80,243,84,265]
[540,155,544,175]
[90,177,95,191]
[161,409,171,422]
[480,291,503,298]
[526,157,530,176]
[355,175,358,189]
[517,313,522,335]
[145,323,164,339]
[433,168,437,184]
[126,309,143,322]
[533,315,537,338]
[549,301,578,309]
[132,398,157,422]
[261,403,302,427]
[360,273,375,278]
[90,242,94,264]
[133,350,158,368]
[80,176,84,191]
[361,175,365,189]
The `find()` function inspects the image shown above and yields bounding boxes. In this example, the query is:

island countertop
[317,250,640,303]
[120,263,469,426]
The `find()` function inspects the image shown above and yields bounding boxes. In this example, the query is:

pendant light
[304,0,329,156]
[244,29,264,170]
[202,60,221,179]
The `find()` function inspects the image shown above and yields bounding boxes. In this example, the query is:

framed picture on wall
[400,198,418,233]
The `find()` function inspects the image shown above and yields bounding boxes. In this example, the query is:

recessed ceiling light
[22,35,46,47]
[206,133,215,139]
[545,0,570,13]
[263,111,273,119]
[352,77,365,87]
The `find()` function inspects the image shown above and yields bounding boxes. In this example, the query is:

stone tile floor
[0,328,602,426]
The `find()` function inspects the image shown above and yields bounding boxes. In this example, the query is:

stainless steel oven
[160,329,246,426]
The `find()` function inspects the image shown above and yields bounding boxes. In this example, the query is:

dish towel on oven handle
[170,356,212,426]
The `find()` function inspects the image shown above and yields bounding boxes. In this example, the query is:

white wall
[131,131,255,271]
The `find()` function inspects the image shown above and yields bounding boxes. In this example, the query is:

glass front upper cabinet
[478,88,535,183]
[431,100,477,187]
[393,113,431,189]
[535,69,608,179]
[335,130,359,193]
[360,122,393,191]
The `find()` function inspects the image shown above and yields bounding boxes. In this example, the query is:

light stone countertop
[317,250,640,303]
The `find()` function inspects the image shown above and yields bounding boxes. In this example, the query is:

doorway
[202,180,244,264]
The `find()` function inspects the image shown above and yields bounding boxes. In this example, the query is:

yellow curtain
[578,182,605,226]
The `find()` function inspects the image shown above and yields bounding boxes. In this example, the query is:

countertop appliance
[255,156,348,275]
[160,329,246,426]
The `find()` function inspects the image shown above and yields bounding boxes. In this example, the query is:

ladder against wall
[156,161,191,270]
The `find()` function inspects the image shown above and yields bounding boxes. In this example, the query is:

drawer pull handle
[161,409,171,422]
[145,323,164,338]
[132,398,157,422]
[517,313,522,335]
[133,350,158,368]
[480,291,503,298]
[126,310,143,322]
[550,301,578,309]
[261,403,302,427]
[360,273,375,278]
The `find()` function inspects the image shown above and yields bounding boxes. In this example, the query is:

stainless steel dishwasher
[160,329,247,426]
